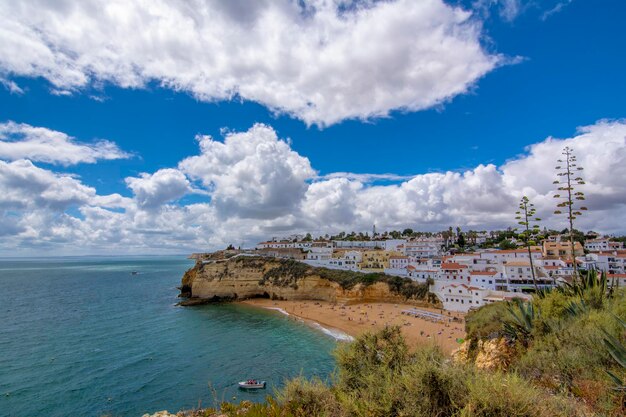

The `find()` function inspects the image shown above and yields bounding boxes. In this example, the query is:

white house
[305,247,333,262]
[503,260,554,292]
[434,283,533,312]
[469,270,499,290]
[595,252,626,274]
[585,239,623,252]
[436,262,471,284]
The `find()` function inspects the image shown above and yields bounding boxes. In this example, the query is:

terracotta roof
[609,273,626,278]
[491,248,540,253]
[505,260,531,266]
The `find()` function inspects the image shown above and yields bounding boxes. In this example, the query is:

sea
[0,256,338,417]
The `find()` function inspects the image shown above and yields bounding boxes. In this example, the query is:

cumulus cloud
[0,121,130,165]
[0,159,96,211]
[0,0,499,126]
[179,124,315,219]
[1,119,626,255]
[125,169,191,210]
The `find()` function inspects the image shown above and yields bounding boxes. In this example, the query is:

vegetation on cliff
[253,258,433,301]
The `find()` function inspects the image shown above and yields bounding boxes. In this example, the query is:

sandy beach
[242,299,466,354]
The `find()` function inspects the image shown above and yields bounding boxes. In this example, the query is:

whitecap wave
[262,306,354,342]
[309,322,354,342]
[264,307,290,316]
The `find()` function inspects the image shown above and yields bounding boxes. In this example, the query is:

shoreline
[240,299,466,354]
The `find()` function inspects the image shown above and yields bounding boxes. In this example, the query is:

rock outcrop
[452,338,513,371]
[179,255,433,306]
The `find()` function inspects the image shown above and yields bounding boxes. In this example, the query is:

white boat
[238,379,266,389]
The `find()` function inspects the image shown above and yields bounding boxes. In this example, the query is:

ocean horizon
[0,256,337,417]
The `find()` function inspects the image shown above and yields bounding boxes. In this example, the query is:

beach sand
[241,299,466,354]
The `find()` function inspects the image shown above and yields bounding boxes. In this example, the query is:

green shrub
[459,371,586,417]
[465,301,509,341]
[278,377,343,417]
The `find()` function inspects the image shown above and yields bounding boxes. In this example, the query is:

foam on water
[262,306,354,342]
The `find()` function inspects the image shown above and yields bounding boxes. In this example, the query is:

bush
[465,301,509,341]
[278,377,343,417]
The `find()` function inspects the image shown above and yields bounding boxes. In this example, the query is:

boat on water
[131,271,139,275]
[238,379,266,390]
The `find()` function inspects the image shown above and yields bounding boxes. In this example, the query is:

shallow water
[0,256,336,417]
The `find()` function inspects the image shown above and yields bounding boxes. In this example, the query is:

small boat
[238,379,266,390]
[131,271,139,275]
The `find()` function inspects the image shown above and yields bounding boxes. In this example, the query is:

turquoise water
[0,257,337,417]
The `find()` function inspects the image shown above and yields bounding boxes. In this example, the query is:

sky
[1,0,626,255]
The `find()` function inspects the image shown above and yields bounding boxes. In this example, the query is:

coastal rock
[180,256,427,305]
[452,338,512,371]
[141,411,179,417]
[474,338,512,371]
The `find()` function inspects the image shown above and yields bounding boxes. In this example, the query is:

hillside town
[247,231,626,312]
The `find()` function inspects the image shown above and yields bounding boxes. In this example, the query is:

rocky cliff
[179,255,434,305]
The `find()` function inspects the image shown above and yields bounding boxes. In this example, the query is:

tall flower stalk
[553,146,587,281]
[516,196,541,292]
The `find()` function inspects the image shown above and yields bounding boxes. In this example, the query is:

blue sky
[1,0,625,254]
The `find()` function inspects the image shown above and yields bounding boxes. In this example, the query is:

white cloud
[0,121,130,166]
[473,0,525,21]
[0,159,96,211]
[316,172,415,183]
[1,119,626,255]
[179,124,315,219]
[0,77,23,94]
[541,1,573,21]
[0,0,499,126]
[125,168,191,210]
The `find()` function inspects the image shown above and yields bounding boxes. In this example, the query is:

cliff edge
[179,255,436,306]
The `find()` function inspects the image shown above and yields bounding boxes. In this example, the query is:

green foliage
[278,377,343,417]
[602,314,626,392]
[261,259,310,286]
[463,282,626,414]
[465,301,509,341]
[326,327,585,417]
[502,299,537,347]
[498,239,517,250]
[255,258,431,300]
[509,288,626,413]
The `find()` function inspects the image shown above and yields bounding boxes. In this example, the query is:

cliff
[179,255,434,305]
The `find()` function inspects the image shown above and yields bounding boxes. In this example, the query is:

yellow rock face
[452,338,513,371]
[184,258,408,304]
